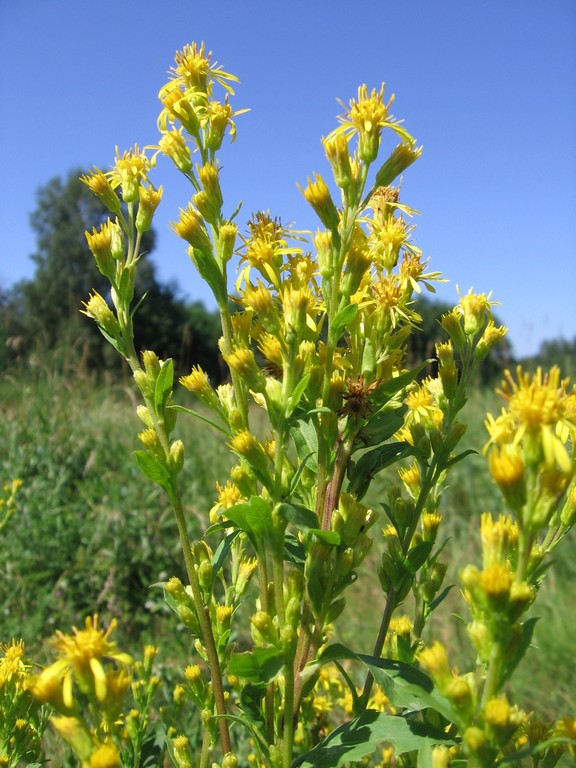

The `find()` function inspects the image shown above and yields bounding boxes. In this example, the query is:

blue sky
[1,0,575,358]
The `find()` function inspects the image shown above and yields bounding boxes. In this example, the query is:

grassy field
[1,358,574,746]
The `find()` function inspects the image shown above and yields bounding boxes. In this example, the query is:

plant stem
[359,586,397,708]
[171,492,232,756]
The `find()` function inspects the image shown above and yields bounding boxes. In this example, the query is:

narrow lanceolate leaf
[292,709,455,768]
[189,246,228,307]
[286,372,311,417]
[154,358,174,414]
[331,302,359,340]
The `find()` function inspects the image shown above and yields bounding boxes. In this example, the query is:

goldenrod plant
[2,42,572,766]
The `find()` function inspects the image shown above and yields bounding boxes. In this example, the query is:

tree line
[1,169,519,383]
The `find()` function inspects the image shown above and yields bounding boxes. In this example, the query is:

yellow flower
[89,742,122,768]
[136,184,163,233]
[299,174,340,229]
[331,84,408,162]
[497,366,576,472]
[417,642,451,692]
[153,127,193,173]
[456,287,498,336]
[488,445,527,511]
[80,169,122,213]
[34,616,132,709]
[480,513,518,568]
[171,203,212,252]
[169,42,239,95]
[108,145,150,204]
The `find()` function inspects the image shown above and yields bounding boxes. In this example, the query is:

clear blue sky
[1,0,575,358]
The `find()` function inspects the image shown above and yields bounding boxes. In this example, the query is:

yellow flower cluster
[485,366,576,532]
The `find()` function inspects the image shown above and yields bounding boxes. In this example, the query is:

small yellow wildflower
[456,287,497,336]
[480,563,511,608]
[497,366,576,472]
[488,445,527,511]
[88,742,122,768]
[80,168,122,213]
[34,616,132,710]
[108,145,150,204]
[418,642,452,692]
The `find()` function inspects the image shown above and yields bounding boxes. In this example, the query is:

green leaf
[225,496,273,546]
[211,530,240,575]
[316,644,458,722]
[154,358,174,415]
[228,647,285,684]
[134,450,172,493]
[277,502,319,530]
[359,408,406,447]
[348,442,413,500]
[292,419,318,472]
[446,449,477,468]
[189,246,228,307]
[406,540,434,573]
[331,303,358,339]
[285,533,306,569]
[372,360,432,405]
[286,372,311,417]
[292,709,455,768]
[429,584,455,612]
[306,528,341,546]
[501,617,539,685]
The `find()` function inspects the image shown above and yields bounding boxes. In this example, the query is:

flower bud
[322,133,353,188]
[300,174,340,229]
[136,185,163,233]
[374,142,422,187]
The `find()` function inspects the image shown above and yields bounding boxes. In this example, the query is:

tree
[5,169,223,377]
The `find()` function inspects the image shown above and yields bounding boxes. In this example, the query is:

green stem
[358,586,397,709]
[282,661,295,768]
[171,492,232,756]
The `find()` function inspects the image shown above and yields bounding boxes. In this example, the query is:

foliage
[2,42,576,768]
[0,170,223,377]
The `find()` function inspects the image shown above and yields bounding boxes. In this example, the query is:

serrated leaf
[135,450,172,493]
[154,358,174,414]
[292,709,454,768]
[228,647,285,684]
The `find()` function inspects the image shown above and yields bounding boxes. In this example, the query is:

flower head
[33,615,132,710]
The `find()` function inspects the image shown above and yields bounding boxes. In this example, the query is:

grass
[1,359,574,750]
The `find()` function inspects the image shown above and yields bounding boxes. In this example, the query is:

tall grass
[1,361,574,722]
